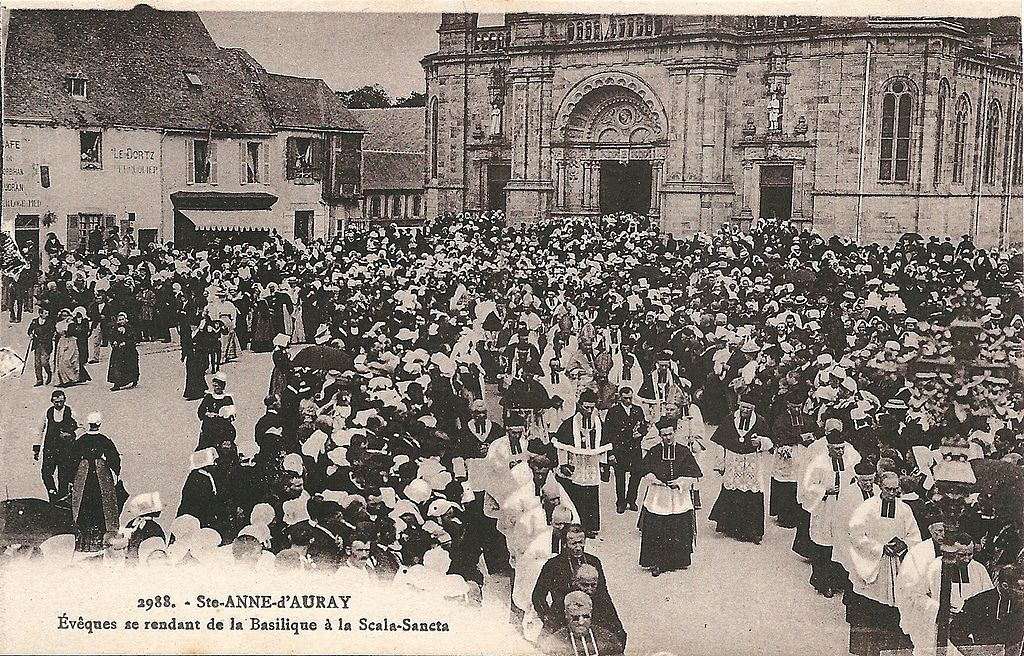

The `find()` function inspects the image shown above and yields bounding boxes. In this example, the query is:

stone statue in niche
[487,66,507,136]
[765,48,788,133]
[767,82,784,132]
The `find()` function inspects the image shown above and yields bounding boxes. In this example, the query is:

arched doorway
[553,73,668,216]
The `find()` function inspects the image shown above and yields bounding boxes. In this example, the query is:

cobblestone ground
[0,317,850,655]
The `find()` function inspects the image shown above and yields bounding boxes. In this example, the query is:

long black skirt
[183,352,208,400]
[557,476,600,533]
[708,486,764,542]
[792,506,817,559]
[107,345,139,386]
[639,509,694,571]
[769,478,801,528]
[845,590,911,656]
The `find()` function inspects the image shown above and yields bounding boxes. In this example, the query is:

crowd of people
[5,210,1024,656]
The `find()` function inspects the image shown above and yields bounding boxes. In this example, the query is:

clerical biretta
[638,416,702,576]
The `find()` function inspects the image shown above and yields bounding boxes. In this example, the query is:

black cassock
[638,444,702,572]
[707,415,767,543]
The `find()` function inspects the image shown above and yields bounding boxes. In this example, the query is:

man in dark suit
[603,386,648,513]
[27,306,55,386]
[532,524,611,634]
[254,396,285,453]
[304,496,349,571]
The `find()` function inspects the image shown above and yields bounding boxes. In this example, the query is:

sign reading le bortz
[110,147,159,176]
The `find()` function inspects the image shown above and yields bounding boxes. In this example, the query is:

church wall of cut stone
[423,14,1023,247]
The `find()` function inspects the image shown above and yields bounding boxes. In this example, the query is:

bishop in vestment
[638,417,703,576]
[708,397,773,544]
[554,390,610,536]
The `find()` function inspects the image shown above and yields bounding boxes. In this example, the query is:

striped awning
[180,210,274,232]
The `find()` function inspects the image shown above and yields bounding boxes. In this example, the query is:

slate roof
[362,151,425,191]
[257,72,363,132]
[349,108,425,153]
[3,7,273,133]
[3,7,365,134]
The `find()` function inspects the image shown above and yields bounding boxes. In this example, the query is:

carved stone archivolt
[564,88,660,143]
[555,71,668,142]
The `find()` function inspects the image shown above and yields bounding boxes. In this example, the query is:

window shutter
[311,138,324,180]
[67,214,80,252]
[239,141,247,185]
[209,140,218,184]
[186,138,195,184]
[103,214,116,229]
[261,142,270,184]
[286,137,297,180]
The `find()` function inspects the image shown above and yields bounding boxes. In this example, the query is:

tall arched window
[879,79,914,182]
[429,97,440,180]
[934,79,950,183]
[952,94,971,184]
[983,100,1002,185]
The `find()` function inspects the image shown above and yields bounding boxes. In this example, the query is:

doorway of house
[14,214,40,266]
[759,165,794,220]
[294,210,314,242]
[487,163,511,212]
[599,160,652,215]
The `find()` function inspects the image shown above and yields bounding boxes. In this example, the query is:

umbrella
[291,344,353,372]
[0,498,76,548]
[898,232,924,243]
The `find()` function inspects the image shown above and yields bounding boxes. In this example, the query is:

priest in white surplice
[846,471,923,650]
[902,532,994,656]
[895,521,945,655]
[800,420,862,597]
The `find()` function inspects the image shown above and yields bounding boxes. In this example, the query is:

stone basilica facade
[422,14,1023,247]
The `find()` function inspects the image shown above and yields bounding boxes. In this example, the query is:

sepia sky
[200,12,448,98]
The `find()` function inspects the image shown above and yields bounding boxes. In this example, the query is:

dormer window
[183,71,203,89]
[65,75,87,99]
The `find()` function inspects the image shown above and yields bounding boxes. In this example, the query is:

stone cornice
[508,67,555,81]
[665,57,739,74]
[661,181,734,193]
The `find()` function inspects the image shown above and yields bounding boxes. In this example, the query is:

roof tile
[350,107,425,152]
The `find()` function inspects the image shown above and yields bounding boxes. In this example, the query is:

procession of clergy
[17,209,1024,656]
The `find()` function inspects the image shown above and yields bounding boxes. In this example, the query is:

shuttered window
[188,138,216,184]
[331,133,361,198]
